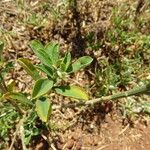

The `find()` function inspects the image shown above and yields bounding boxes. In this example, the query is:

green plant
[0,41,31,147]
[1,38,150,148]
[93,4,150,120]
[0,40,93,122]
[0,104,19,149]
[17,40,93,122]
[23,110,42,145]
[0,40,93,146]
[0,43,32,109]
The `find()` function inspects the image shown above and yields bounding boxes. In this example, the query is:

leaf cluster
[25,40,92,122]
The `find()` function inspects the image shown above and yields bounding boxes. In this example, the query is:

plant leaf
[67,56,93,73]
[3,92,33,106]
[18,58,40,80]
[61,52,71,72]
[32,79,53,99]
[30,40,53,66]
[44,42,59,66]
[36,64,54,79]
[34,49,53,66]
[35,97,52,122]
[54,85,89,100]
[30,40,44,52]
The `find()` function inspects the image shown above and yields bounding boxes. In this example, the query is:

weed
[93,3,150,119]
[0,104,19,149]
[0,40,93,147]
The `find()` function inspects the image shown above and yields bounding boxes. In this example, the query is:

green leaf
[18,58,40,80]
[44,42,60,65]
[61,52,71,72]
[54,85,89,100]
[67,56,93,73]
[32,79,53,99]
[34,49,53,66]
[30,40,53,66]
[35,97,52,122]
[3,92,33,106]
[30,40,44,52]
[36,64,54,79]
[0,41,4,61]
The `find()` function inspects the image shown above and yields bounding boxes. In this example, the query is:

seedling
[0,40,93,146]
[17,40,93,122]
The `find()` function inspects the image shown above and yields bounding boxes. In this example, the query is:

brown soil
[30,108,150,150]
[57,116,150,150]
[0,0,150,150]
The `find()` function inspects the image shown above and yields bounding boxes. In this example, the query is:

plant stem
[53,83,150,109]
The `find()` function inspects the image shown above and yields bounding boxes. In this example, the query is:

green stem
[53,83,150,109]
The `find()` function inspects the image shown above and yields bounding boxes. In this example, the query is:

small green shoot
[17,40,93,122]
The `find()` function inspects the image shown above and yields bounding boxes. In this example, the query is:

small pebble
[66,139,74,149]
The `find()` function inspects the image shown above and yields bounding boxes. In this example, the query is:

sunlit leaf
[54,85,89,100]
[45,42,59,65]
[3,92,33,106]
[67,56,93,73]
[61,52,71,72]
[18,58,40,80]
[34,49,52,66]
[36,64,54,79]
[30,40,53,66]
[35,97,52,122]
[32,79,53,99]
[30,40,44,52]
